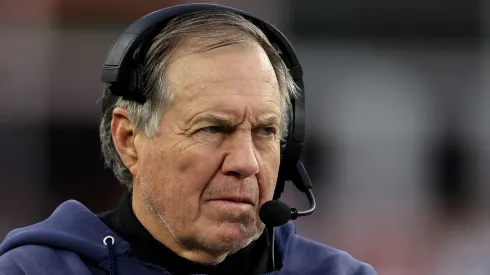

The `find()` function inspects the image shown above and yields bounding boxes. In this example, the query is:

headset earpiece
[128,64,145,96]
[109,63,146,104]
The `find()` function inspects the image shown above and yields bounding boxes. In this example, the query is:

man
[0,4,376,275]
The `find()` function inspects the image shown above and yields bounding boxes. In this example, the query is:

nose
[221,132,260,178]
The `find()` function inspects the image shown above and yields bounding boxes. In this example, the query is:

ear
[111,107,139,176]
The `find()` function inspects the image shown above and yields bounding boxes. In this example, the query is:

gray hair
[99,10,300,189]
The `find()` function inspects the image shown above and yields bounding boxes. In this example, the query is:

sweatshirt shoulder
[284,234,377,275]
[0,244,93,275]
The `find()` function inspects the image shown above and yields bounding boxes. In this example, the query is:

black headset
[100,3,316,270]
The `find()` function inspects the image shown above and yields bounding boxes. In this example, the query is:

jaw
[178,221,264,265]
[173,211,264,264]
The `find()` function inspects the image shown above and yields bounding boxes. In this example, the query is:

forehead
[165,40,281,115]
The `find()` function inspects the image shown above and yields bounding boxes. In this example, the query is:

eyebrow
[192,114,281,129]
[260,116,281,127]
[193,114,235,128]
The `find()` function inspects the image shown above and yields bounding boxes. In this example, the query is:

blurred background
[1,0,489,274]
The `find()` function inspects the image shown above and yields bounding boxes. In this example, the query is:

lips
[207,196,255,205]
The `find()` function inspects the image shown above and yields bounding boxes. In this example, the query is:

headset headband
[100,3,306,197]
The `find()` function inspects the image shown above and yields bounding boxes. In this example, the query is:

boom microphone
[259,185,317,228]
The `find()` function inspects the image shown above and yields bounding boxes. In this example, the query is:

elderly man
[0,3,376,275]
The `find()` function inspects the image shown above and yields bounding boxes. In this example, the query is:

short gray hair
[99,10,300,189]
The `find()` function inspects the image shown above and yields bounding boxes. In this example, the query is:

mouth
[207,196,255,206]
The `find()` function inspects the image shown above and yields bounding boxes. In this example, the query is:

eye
[201,126,220,134]
[257,127,276,136]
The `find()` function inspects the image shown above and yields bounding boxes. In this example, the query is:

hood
[0,200,131,267]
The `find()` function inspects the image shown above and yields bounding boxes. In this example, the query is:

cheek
[257,148,281,202]
[173,142,224,191]
[137,145,175,200]
[139,139,224,210]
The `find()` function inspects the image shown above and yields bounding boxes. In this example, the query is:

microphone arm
[289,161,316,220]
[291,188,316,219]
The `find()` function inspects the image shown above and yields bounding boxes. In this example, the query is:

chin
[217,221,249,238]
[201,221,262,253]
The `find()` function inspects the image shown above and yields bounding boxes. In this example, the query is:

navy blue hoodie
[0,200,376,275]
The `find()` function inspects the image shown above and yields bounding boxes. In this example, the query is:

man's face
[134,41,282,258]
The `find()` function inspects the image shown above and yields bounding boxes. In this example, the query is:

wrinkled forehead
[166,38,280,99]
[168,28,265,55]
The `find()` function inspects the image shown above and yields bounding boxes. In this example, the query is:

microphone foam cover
[259,200,291,227]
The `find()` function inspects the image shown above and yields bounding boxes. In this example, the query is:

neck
[131,187,229,265]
